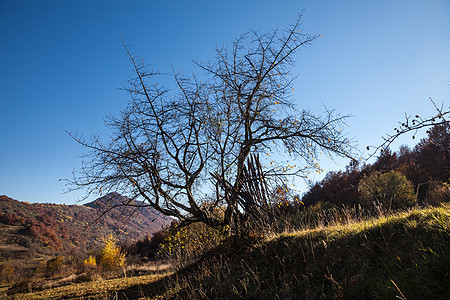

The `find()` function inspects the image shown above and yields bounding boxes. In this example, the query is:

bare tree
[67,15,355,232]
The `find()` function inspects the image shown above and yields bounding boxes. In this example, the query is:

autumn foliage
[96,234,126,272]
[302,124,450,209]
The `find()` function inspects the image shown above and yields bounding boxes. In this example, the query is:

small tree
[68,14,354,232]
[159,222,229,266]
[358,171,416,210]
[97,235,126,272]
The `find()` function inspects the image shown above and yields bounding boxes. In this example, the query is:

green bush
[358,170,416,209]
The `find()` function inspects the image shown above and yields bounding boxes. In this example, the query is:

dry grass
[6,273,170,299]
[150,204,450,299]
[125,260,172,276]
[3,204,449,299]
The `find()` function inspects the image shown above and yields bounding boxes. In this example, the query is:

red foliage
[302,124,450,207]
[27,221,63,250]
[0,212,27,225]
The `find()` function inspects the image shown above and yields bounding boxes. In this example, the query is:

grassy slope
[5,274,170,300]
[9,204,450,299]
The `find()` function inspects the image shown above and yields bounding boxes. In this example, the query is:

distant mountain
[84,192,172,232]
[0,193,172,262]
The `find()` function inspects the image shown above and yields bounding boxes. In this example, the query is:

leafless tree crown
[68,15,355,230]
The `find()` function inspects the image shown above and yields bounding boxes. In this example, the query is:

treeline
[302,124,449,207]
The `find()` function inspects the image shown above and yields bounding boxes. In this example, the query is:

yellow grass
[272,204,450,243]
[7,273,171,300]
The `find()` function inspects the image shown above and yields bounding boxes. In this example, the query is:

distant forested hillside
[301,124,450,208]
[0,193,172,261]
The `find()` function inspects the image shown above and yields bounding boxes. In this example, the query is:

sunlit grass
[276,203,450,240]
[7,273,171,300]
[156,204,450,299]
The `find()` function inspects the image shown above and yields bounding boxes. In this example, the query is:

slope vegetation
[178,205,448,299]
[0,193,172,265]
[7,204,449,299]
[130,205,450,299]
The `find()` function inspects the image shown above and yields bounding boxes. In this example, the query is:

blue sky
[1,0,449,204]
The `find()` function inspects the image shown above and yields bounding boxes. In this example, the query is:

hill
[0,193,172,265]
[166,205,449,299]
[7,204,449,299]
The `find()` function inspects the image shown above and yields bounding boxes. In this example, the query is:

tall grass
[154,204,450,299]
[5,204,449,299]
[271,200,390,234]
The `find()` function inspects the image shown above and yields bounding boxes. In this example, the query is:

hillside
[166,205,448,299]
[7,204,449,299]
[0,193,172,263]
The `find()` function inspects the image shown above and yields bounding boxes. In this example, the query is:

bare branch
[67,14,355,232]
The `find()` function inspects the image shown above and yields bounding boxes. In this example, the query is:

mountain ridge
[0,193,172,264]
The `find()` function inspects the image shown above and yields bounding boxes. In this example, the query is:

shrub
[75,272,103,283]
[46,256,64,277]
[358,170,416,210]
[9,278,34,294]
[0,212,24,225]
[7,268,42,295]
[127,229,169,259]
[159,222,229,266]
[96,234,126,272]
[83,255,97,269]
[0,263,15,284]
[424,181,450,205]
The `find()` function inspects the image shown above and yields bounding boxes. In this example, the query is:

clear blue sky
[1,0,449,204]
